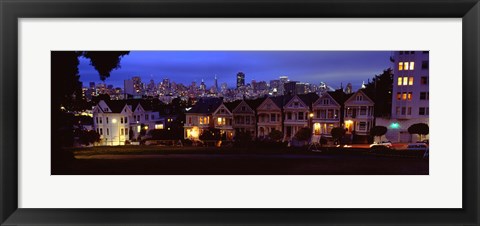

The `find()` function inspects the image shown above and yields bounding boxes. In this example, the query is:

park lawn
[68,145,224,156]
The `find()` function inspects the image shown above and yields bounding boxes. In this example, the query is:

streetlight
[112,118,120,145]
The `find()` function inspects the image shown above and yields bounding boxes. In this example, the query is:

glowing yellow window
[407,92,412,100]
[217,117,225,126]
[397,77,402,86]
[403,77,408,85]
[402,93,407,100]
[155,124,164,129]
[409,62,415,70]
[404,62,409,71]
[408,77,414,85]
[398,62,403,71]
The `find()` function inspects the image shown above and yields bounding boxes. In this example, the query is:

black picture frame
[1,0,479,225]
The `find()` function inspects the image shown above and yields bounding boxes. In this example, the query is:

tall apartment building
[380,51,429,142]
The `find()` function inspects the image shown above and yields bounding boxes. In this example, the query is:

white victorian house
[282,94,318,140]
[312,92,343,136]
[212,102,235,140]
[93,100,132,146]
[256,97,283,138]
[343,90,375,136]
[232,100,257,137]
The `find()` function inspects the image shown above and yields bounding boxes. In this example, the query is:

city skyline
[78,51,392,90]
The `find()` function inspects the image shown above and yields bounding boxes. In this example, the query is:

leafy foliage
[408,123,429,135]
[370,126,388,137]
[294,127,312,142]
[199,128,221,141]
[364,68,393,117]
[75,130,100,145]
[268,129,283,141]
[82,51,130,81]
[331,127,346,144]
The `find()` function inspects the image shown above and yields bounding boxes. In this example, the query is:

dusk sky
[78,51,393,90]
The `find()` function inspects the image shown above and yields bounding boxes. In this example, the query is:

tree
[199,128,221,141]
[370,126,388,142]
[268,129,283,141]
[331,127,346,145]
[82,51,130,81]
[234,131,252,142]
[364,68,393,117]
[75,130,100,146]
[408,123,429,140]
[294,127,312,142]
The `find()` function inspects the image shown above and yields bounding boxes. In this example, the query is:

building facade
[380,51,430,142]
[343,90,375,136]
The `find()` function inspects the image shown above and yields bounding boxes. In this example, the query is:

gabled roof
[297,93,319,106]
[344,89,375,104]
[224,100,242,112]
[186,98,222,114]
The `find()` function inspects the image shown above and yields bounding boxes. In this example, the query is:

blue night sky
[78,51,392,90]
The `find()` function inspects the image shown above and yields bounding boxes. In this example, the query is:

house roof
[186,98,223,114]
[101,99,165,113]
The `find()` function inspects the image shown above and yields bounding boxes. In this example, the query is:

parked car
[407,143,428,151]
[370,141,392,149]
[416,139,429,145]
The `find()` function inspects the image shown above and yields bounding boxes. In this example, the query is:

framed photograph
[1,0,478,225]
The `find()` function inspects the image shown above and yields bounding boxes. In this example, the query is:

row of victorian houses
[184,89,375,141]
[91,89,375,145]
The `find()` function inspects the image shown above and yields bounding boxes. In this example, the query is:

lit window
[217,117,225,126]
[408,77,414,85]
[137,125,141,133]
[409,62,415,70]
[403,77,408,85]
[396,93,401,100]
[155,124,164,129]
[402,93,407,100]
[407,92,412,100]
[404,62,409,71]
[398,62,403,71]
[397,77,402,86]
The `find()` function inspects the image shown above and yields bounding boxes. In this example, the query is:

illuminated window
[137,125,141,133]
[397,93,401,100]
[407,92,412,100]
[408,77,414,85]
[402,93,407,100]
[217,117,225,126]
[398,62,403,71]
[314,123,321,135]
[403,77,408,85]
[155,124,164,129]
[397,77,402,86]
[409,62,415,70]
[404,62,409,71]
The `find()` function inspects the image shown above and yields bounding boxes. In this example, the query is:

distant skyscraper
[200,79,206,91]
[124,79,135,97]
[284,81,297,95]
[236,72,245,88]
[214,75,218,92]
[345,83,353,94]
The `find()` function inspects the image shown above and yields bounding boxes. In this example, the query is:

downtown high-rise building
[236,72,245,88]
